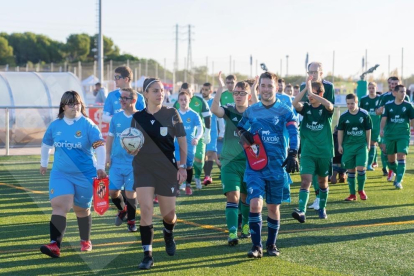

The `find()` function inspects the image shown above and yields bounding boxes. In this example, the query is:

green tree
[66,33,90,61]
[0,37,14,65]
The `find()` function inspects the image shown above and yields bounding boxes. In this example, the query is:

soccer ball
[120,127,144,152]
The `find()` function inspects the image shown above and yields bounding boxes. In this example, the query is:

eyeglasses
[226,81,235,85]
[119,96,132,101]
[307,71,320,75]
[114,75,125,80]
[233,91,248,96]
[65,102,80,108]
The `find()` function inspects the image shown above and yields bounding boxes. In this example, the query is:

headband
[144,79,159,92]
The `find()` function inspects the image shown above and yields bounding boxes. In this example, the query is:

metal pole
[97,0,103,82]
[127,59,130,68]
[388,55,390,76]
[175,24,179,71]
[134,67,137,88]
[51,62,54,72]
[5,108,9,156]
[229,56,232,74]
[139,63,142,78]
[365,49,368,72]
[280,59,283,77]
[233,60,235,74]
[145,60,148,76]
[401,47,404,83]
[212,61,215,88]
[255,59,258,76]
[164,58,166,83]
[155,62,158,78]
[286,55,289,77]
[206,56,208,83]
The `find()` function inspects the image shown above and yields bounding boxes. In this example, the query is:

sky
[2,0,414,80]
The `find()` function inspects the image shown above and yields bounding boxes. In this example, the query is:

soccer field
[1,154,414,275]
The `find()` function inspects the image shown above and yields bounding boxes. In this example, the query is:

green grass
[1,154,414,275]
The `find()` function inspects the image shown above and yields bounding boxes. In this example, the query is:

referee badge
[160,127,168,136]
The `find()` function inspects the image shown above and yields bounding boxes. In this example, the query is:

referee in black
[130,78,187,270]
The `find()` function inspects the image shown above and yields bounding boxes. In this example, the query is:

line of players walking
[39,64,413,270]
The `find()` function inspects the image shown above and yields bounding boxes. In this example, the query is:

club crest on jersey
[273,116,280,125]
[376,100,379,106]
[116,123,121,128]
[345,120,350,123]
[56,131,61,136]
[307,110,311,114]
[186,118,191,123]
[75,131,82,138]
[150,120,155,125]
[232,117,238,122]
[359,117,364,123]
[403,107,406,112]
[160,127,168,136]
[194,101,200,106]
[319,109,323,116]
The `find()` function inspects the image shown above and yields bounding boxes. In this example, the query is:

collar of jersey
[63,114,83,125]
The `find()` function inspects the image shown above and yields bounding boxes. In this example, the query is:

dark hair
[394,84,405,92]
[294,84,300,89]
[181,82,189,90]
[388,76,400,82]
[203,82,212,88]
[307,62,323,71]
[278,78,285,84]
[259,71,278,84]
[346,93,357,101]
[115,66,133,81]
[311,81,324,94]
[226,75,237,81]
[235,81,251,93]
[58,91,88,119]
[286,84,292,89]
[143,78,161,92]
[121,87,138,99]
[95,82,101,86]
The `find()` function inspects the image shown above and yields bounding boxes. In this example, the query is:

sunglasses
[65,102,80,108]
[114,75,125,80]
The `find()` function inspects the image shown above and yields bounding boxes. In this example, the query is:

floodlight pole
[97,0,103,82]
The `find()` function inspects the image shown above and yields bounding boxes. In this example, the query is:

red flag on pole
[93,177,109,215]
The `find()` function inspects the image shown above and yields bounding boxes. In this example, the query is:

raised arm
[292,76,312,112]
[250,75,259,105]
[308,93,334,112]
[211,71,226,118]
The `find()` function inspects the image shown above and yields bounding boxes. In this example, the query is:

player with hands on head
[291,75,334,222]
[130,78,187,270]
[39,91,107,258]
[237,71,299,258]
[211,71,258,246]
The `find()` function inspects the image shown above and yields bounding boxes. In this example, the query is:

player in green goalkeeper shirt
[220,74,236,106]
[338,94,372,201]
[292,77,334,222]
[380,85,414,189]
[174,83,211,190]
[360,82,381,171]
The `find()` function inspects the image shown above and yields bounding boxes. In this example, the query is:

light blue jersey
[43,116,104,175]
[174,109,202,166]
[108,111,134,167]
[206,98,219,152]
[103,89,145,117]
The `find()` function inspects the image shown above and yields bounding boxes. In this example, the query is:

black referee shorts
[133,152,179,197]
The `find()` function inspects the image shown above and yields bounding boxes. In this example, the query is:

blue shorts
[109,165,134,192]
[49,170,95,209]
[217,138,223,155]
[245,172,289,205]
[206,132,218,152]
[175,141,196,167]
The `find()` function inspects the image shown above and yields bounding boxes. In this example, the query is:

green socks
[319,188,329,209]
[298,189,310,213]
[357,170,366,191]
[226,202,239,234]
[368,146,376,166]
[381,151,388,169]
[241,202,250,228]
[396,159,406,183]
[312,175,320,199]
[193,161,204,178]
[347,172,356,194]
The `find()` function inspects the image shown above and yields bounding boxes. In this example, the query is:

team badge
[50,189,54,194]
[75,131,82,138]
[359,117,364,123]
[319,109,323,116]
[186,118,191,123]
[243,133,268,171]
[273,116,280,125]
[93,177,109,215]
[160,127,168,136]
[403,107,406,112]
[194,101,200,106]
[56,132,61,136]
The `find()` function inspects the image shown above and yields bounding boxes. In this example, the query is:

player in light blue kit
[106,88,139,232]
[39,91,107,258]
[237,71,299,258]
[103,66,145,123]
[175,91,203,195]
[201,82,225,186]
